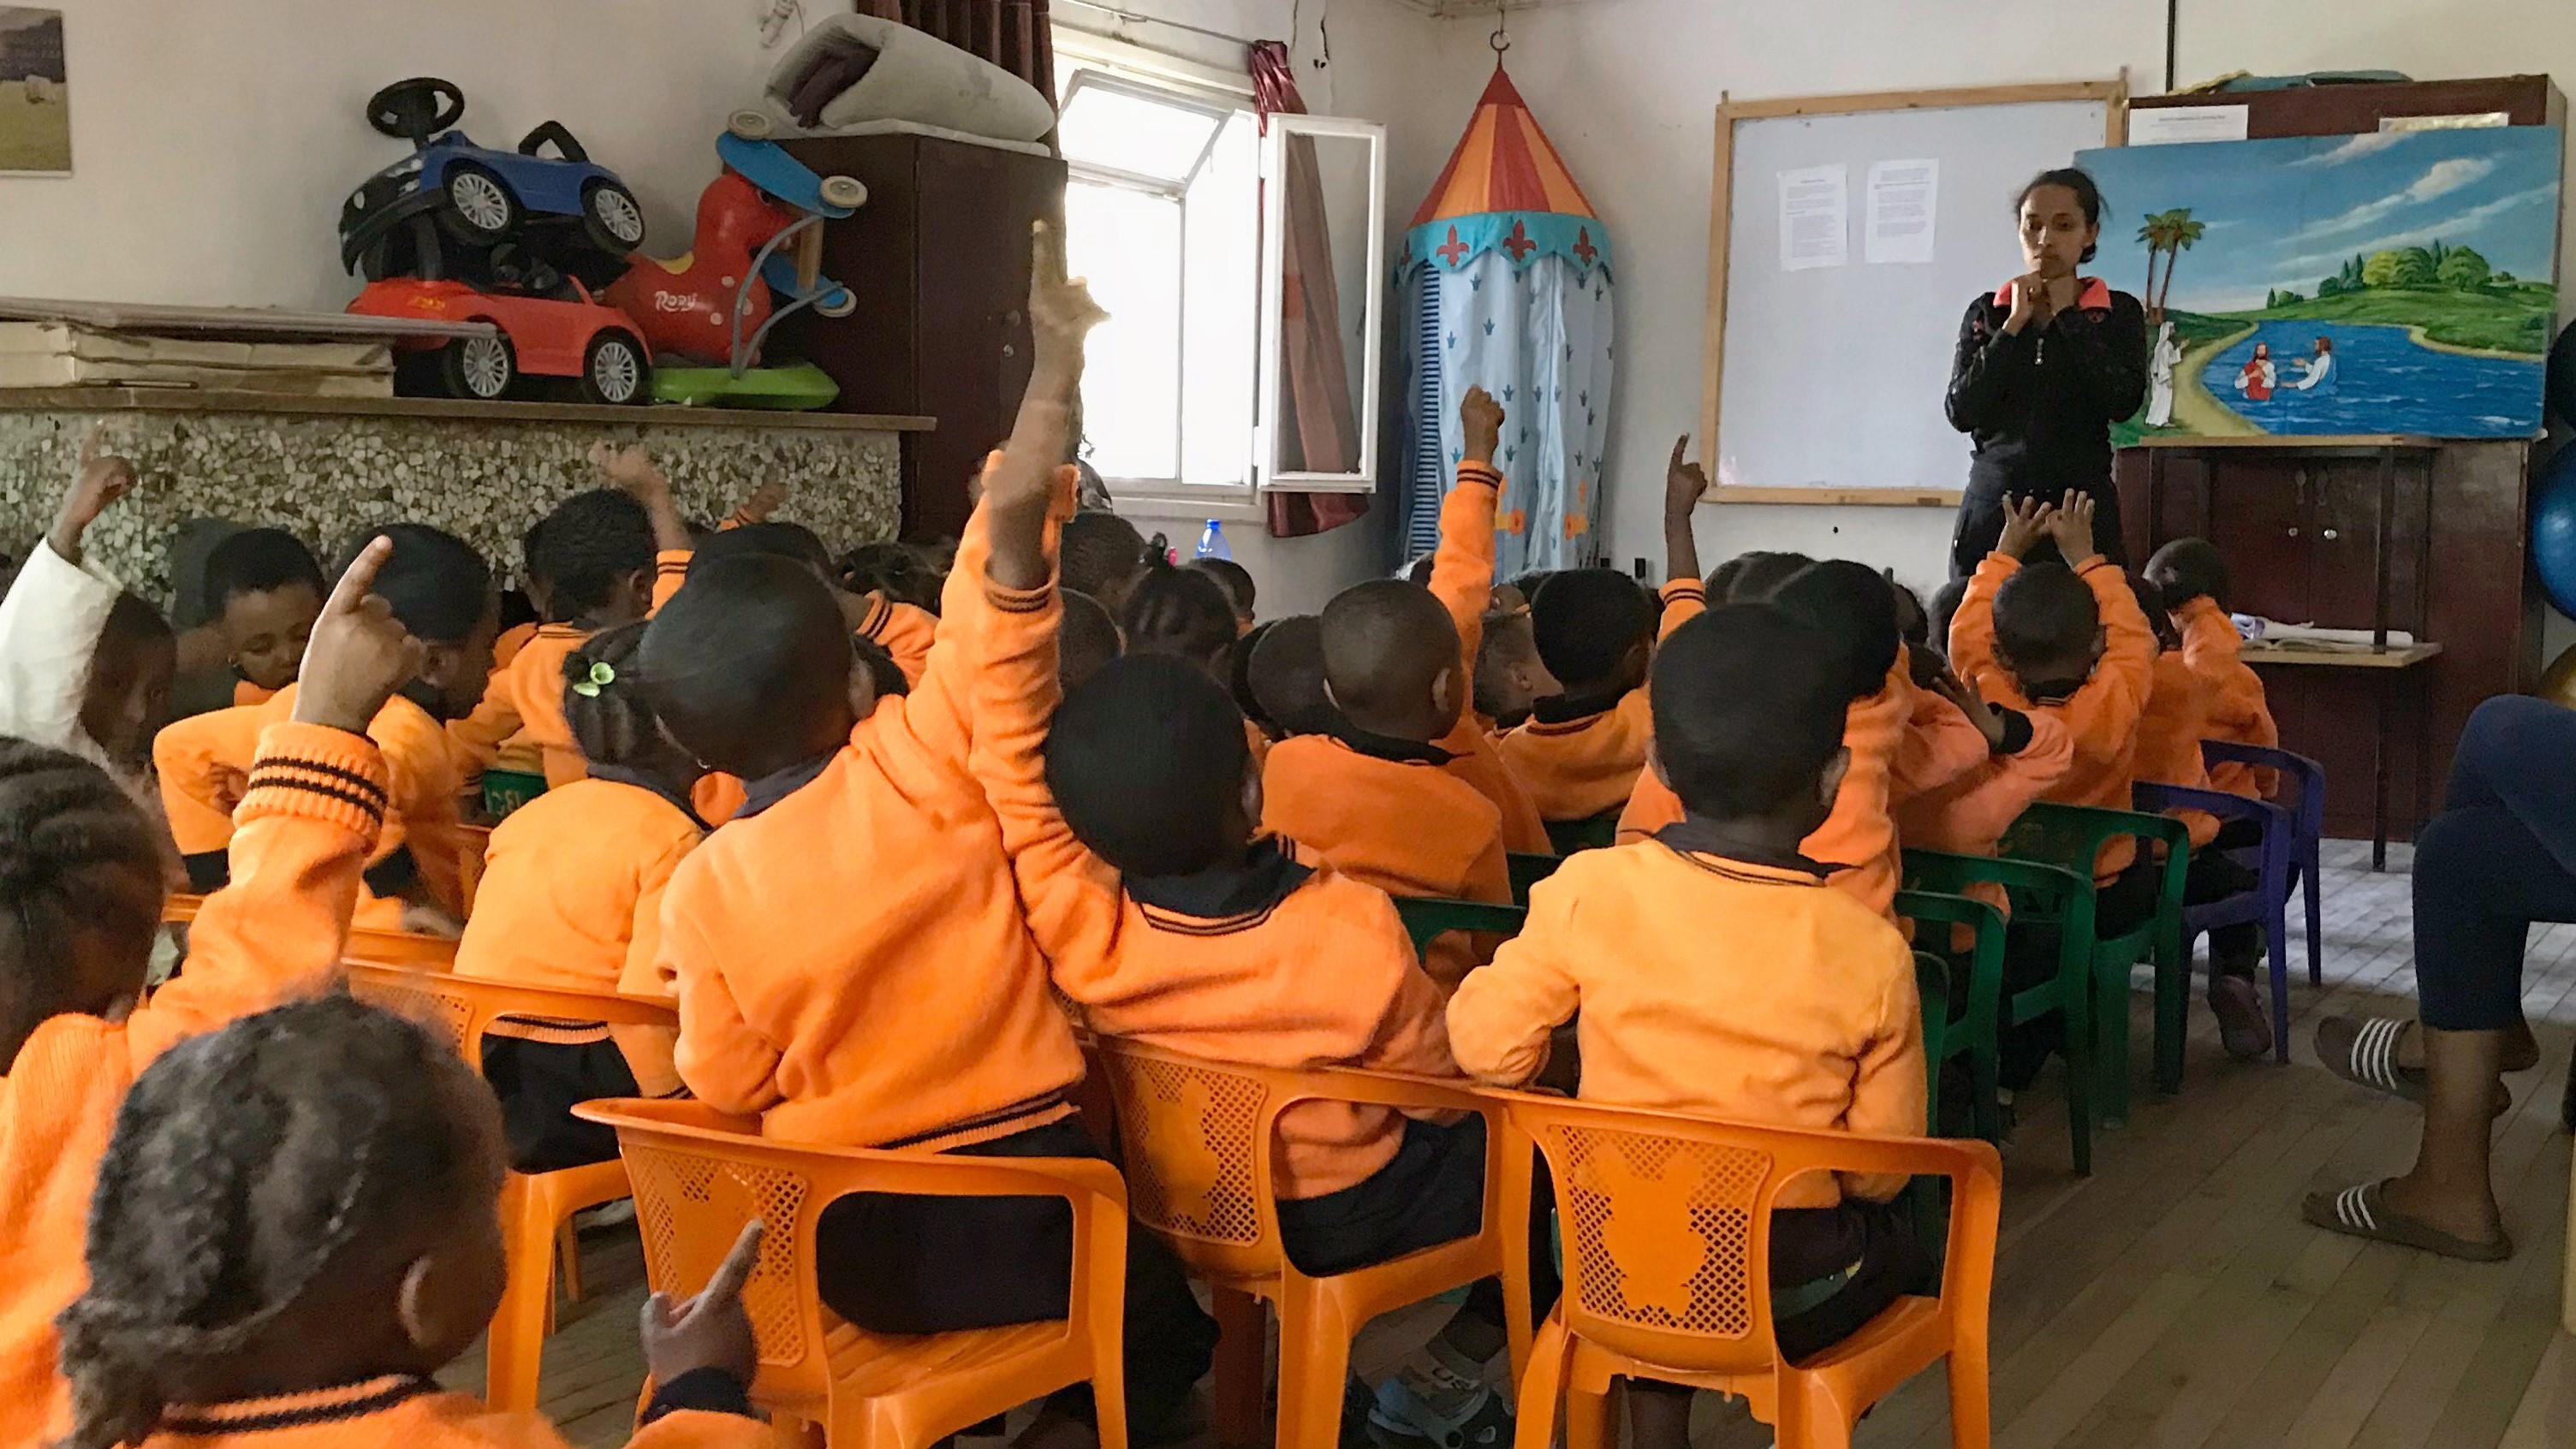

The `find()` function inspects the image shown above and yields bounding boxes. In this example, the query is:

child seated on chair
[156,526,499,935]
[2147,536,2278,799]
[1447,602,1929,1440]
[1242,615,1342,740]
[690,517,938,688]
[194,526,326,709]
[453,622,701,1173]
[984,645,1523,1449]
[0,537,430,1440]
[1190,555,1258,633]
[1260,579,1510,991]
[638,226,1215,1449]
[51,995,770,1449]
[1061,508,1151,618]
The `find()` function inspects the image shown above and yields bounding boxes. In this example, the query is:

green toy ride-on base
[650,360,840,410]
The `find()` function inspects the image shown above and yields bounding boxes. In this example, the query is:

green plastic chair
[1506,852,1561,906]
[482,768,548,822]
[1895,889,2008,1146]
[2000,803,2193,1122]
[1390,897,1528,961]
[1901,848,2099,1173]
[1542,811,1620,856]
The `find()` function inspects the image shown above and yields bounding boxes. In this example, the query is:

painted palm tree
[2155,210,2206,315]
[2136,211,2178,308]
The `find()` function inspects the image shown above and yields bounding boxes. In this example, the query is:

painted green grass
[0,80,70,173]
[2246,284,2555,356]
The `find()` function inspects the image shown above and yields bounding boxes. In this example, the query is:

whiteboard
[1704,85,2125,505]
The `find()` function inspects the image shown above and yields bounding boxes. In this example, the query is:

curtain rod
[1052,0,1261,49]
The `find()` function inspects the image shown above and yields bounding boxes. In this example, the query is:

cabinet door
[2206,459,2312,625]
[2308,460,2408,633]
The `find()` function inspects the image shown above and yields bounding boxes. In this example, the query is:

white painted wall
[1395,0,2576,603]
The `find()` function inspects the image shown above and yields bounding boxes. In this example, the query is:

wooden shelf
[2129,435,2440,454]
[0,388,935,433]
[2242,642,2443,669]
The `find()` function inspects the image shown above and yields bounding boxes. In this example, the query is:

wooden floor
[460,841,2576,1446]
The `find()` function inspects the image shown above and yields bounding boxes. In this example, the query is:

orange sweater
[233,679,279,708]
[1895,709,2076,925]
[657,502,1088,1152]
[452,776,703,1096]
[1617,655,1983,920]
[1446,837,1924,1206]
[1949,554,2156,878]
[116,1376,764,1448]
[1427,460,1552,854]
[156,686,473,929]
[964,576,1461,1201]
[0,723,384,1440]
[492,620,538,670]
[1496,579,1705,822]
[2177,597,2278,799]
[857,591,938,686]
[1261,733,1509,991]
[451,552,693,788]
[2134,649,2220,849]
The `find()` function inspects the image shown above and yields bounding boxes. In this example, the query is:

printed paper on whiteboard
[2130,104,2250,145]
[1865,158,1938,265]
[1777,164,1848,271]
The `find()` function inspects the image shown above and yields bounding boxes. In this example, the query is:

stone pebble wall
[0,408,903,607]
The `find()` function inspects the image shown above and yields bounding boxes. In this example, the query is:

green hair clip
[570,661,616,699]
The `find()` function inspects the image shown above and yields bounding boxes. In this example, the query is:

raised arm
[1427,386,1505,658]
[1664,435,1707,585]
[0,431,131,758]
[1947,496,2052,693]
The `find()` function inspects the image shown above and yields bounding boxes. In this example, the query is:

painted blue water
[2200,320,2543,437]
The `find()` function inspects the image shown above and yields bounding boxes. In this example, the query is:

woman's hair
[1121,555,1238,671]
[561,621,658,768]
[0,742,162,1065]
[2018,166,2105,264]
[56,998,482,1449]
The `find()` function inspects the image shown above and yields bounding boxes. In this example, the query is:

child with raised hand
[2147,536,2278,799]
[156,526,497,934]
[639,222,1215,1447]
[52,995,770,1449]
[0,537,425,1440]
[1448,603,1927,1447]
[0,430,177,800]
[454,621,702,1172]
[687,518,939,687]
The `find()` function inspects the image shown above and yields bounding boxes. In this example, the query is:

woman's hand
[2003,272,2055,335]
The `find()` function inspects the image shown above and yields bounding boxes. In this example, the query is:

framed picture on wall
[0,7,69,176]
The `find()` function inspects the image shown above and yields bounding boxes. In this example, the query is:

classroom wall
[1408,0,2576,603]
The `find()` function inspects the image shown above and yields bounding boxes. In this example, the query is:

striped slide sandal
[2301,1180,2511,1262]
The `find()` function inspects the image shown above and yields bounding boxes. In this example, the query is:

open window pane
[1258,116,1385,491]
[1066,180,1182,480]
[1181,112,1258,490]
[1059,83,1222,185]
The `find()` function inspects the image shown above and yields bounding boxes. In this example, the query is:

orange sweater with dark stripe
[1495,579,1705,822]
[856,591,938,686]
[965,574,1461,1201]
[657,501,1088,1152]
[116,1375,764,1448]
[0,723,385,1440]
[1261,733,1510,992]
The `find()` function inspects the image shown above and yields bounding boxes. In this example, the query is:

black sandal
[2316,1016,2513,1119]
[2301,1180,2511,1262]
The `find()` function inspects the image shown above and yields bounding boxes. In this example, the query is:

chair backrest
[1089,1039,1288,1284]
[1545,813,1621,857]
[344,927,463,970]
[574,1096,1127,1408]
[1495,1091,2002,1375]
[1506,852,1561,906]
[1392,897,1528,959]
[343,963,677,1072]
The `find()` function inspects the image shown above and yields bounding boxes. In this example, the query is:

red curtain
[1249,41,1370,538]
[860,0,1055,94]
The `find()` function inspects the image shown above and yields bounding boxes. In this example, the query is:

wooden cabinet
[2115,440,2545,840]
[773,134,1068,540]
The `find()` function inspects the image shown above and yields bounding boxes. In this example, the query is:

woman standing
[1946,168,2149,577]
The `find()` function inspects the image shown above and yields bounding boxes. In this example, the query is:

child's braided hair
[55,997,480,1449]
[0,740,163,1066]
[562,621,657,768]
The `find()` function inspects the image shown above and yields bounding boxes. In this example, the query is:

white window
[1053,43,1383,508]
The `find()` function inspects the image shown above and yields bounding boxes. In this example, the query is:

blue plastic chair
[2202,740,2327,988]
[2132,780,2299,1066]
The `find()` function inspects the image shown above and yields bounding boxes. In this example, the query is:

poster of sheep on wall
[0,8,68,175]
[2078,126,2561,441]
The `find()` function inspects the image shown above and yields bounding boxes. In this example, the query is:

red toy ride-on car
[347,276,651,406]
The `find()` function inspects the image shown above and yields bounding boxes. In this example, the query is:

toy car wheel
[579,330,649,407]
[581,180,646,253]
[440,163,519,243]
[819,175,868,210]
[815,287,859,319]
[727,108,774,140]
[440,333,516,401]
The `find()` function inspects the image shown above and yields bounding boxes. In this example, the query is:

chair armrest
[1895,889,2006,1041]
[2201,739,2323,785]
[2007,803,2189,876]
[1902,847,2088,906]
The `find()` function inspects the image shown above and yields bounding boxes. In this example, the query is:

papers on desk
[2233,616,2418,652]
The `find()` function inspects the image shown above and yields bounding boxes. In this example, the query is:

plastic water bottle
[1195,520,1232,561]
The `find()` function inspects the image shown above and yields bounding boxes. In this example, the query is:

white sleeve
[0,538,121,761]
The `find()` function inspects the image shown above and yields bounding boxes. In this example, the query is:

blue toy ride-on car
[341,77,645,284]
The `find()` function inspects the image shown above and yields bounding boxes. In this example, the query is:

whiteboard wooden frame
[1700,79,2129,508]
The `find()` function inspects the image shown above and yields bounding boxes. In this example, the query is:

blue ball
[2531,444,2576,619]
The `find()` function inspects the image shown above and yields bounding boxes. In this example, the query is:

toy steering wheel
[367,77,467,143]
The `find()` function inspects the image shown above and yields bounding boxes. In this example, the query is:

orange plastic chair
[1088,1038,1532,1449]
[1490,1092,2001,1449]
[344,925,462,968]
[344,963,676,1412]
[574,1097,1133,1449]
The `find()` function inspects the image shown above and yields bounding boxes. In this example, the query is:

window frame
[1252,112,1387,495]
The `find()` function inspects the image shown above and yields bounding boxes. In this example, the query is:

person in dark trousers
[1946,167,2149,578]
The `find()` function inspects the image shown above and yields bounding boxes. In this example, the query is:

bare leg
[2378,1026,2508,1245]
[2394,1016,2537,1074]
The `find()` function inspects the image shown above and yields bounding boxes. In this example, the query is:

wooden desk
[2241,643,2444,870]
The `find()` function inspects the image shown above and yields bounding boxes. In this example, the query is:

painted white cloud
[2285,157,2501,246]
[2289,132,2407,168]
[2270,184,2554,276]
